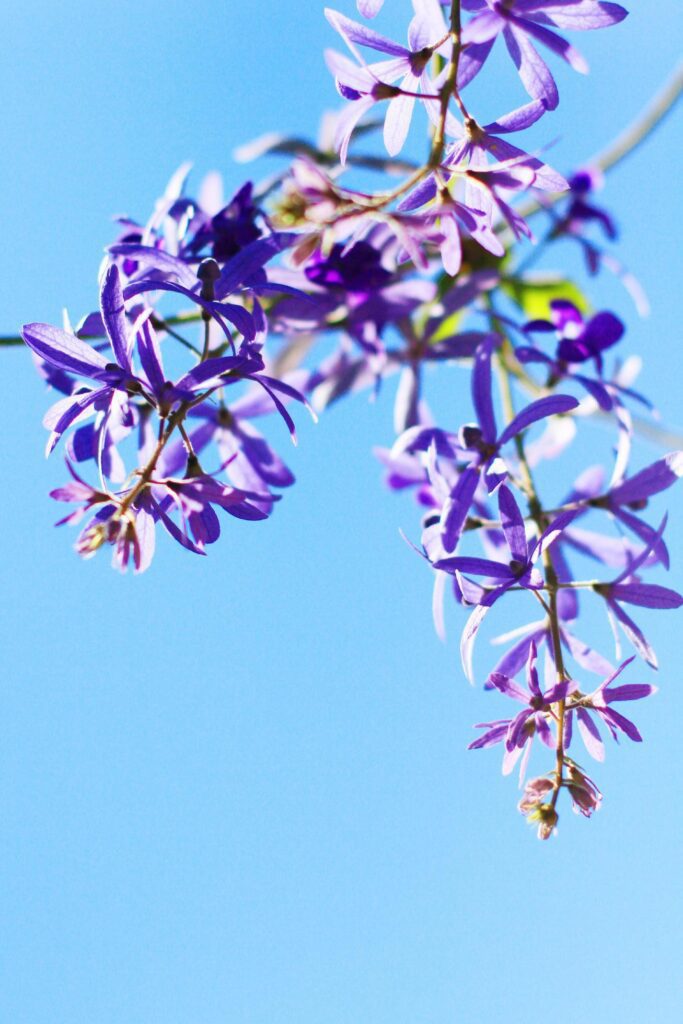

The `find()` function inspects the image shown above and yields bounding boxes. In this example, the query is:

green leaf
[503,274,590,320]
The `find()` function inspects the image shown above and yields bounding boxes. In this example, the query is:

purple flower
[148,472,271,552]
[325,3,450,158]
[110,168,267,276]
[394,335,579,550]
[559,167,617,241]
[22,266,270,458]
[592,518,683,668]
[436,486,578,681]
[592,452,683,567]
[159,387,296,511]
[469,640,568,778]
[51,464,157,573]
[459,1,628,109]
[564,656,657,761]
[518,299,625,409]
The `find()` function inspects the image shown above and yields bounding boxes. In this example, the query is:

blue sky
[0,2,682,1021]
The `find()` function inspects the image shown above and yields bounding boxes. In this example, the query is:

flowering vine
[3,0,682,839]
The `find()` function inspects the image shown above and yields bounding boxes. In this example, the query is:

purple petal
[607,599,657,669]
[472,335,497,443]
[22,323,111,380]
[100,264,132,371]
[497,394,578,446]
[577,708,605,761]
[488,672,530,703]
[498,484,528,564]
[608,452,683,506]
[483,99,547,134]
[468,721,510,750]
[609,583,683,611]
[440,466,480,552]
[524,3,628,31]
[433,556,515,580]
[515,15,589,74]
[599,707,642,743]
[503,24,559,110]
[603,683,656,704]
[325,8,410,58]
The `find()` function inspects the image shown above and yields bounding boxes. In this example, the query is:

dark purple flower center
[305,242,391,292]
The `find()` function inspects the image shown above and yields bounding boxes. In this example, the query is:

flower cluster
[22,182,314,571]
[11,1,682,838]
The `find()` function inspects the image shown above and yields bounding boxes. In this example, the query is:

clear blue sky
[0,2,681,1021]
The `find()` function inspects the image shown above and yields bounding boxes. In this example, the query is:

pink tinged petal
[472,335,497,443]
[488,671,530,703]
[107,244,198,289]
[612,509,670,570]
[483,99,547,134]
[523,3,628,30]
[498,485,528,563]
[334,94,376,164]
[462,10,504,44]
[325,49,377,91]
[607,599,657,670]
[22,323,111,380]
[413,0,449,41]
[461,603,490,684]
[531,508,580,563]
[497,394,578,446]
[133,502,156,574]
[565,463,605,503]
[481,137,568,192]
[457,37,495,89]
[440,214,463,276]
[45,388,110,456]
[610,515,668,585]
[491,626,546,679]
[357,0,384,18]
[503,24,559,110]
[502,740,525,776]
[432,570,447,642]
[561,627,615,677]
[408,11,434,52]
[577,708,605,761]
[383,75,418,155]
[515,15,589,73]
[100,264,132,371]
[324,9,411,59]
[564,526,640,570]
